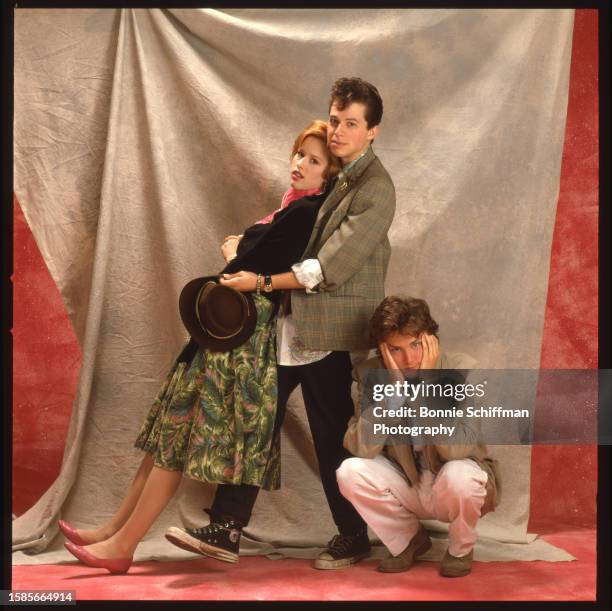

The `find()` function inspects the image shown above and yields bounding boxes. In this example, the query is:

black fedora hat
[179,275,257,352]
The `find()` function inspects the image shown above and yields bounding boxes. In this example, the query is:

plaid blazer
[291,146,396,350]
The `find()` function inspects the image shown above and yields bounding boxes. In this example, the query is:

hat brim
[179,275,258,353]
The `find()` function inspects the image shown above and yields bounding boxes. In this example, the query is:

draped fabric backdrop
[13,9,575,564]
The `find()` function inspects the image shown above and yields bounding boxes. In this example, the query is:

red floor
[12,524,595,601]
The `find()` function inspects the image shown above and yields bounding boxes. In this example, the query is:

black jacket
[222,192,327,277]
[176,192,327,363]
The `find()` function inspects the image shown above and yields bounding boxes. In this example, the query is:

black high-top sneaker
[165,510,242,563]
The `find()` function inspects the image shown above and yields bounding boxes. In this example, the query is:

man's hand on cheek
[379,342,404,383]
[419,333,440,370]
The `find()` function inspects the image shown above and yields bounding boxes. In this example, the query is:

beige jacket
[343,353,501,515]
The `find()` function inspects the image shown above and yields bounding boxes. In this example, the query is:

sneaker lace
[192,509,242,536]
[327,534,356,555]
[192,522,224,537]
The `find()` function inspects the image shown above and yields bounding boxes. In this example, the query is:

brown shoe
[439,548,473,577]
[377,524,432,573]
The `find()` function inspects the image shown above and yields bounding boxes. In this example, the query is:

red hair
[291,120,341,181]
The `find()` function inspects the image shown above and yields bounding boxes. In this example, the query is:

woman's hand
[222,238,240,262]
[419,333,440,370]
[223,234,243,244]
[221,234,243,262]
[220,271,257,292]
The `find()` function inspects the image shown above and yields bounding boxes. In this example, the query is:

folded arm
[315,177,395,291]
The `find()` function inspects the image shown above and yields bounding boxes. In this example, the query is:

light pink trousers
[336,454,488,557]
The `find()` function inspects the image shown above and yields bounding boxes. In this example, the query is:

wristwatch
[263,273,273,293]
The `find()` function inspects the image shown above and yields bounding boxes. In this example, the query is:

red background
[12,10,598,529]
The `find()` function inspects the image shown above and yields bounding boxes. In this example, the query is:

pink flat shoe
[58,520,89,547]
[64,541,132,574]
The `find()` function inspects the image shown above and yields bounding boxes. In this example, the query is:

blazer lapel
[303,147,377,256]
[317,176,351,220]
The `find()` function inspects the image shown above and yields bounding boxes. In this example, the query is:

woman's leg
[209,364,298,525]
[82,465,182,558]
[75,452,155,544]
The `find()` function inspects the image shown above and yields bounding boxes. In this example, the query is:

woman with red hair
[60,120,339,573]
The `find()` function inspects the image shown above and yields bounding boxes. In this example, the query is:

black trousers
[210,350,366,536]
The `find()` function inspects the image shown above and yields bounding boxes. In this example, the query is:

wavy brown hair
[370,296,439,345]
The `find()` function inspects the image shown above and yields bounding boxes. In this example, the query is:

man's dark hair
[329,77,383,128]
[370,296,439,345]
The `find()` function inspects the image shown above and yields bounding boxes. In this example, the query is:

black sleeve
[222,203,317,275]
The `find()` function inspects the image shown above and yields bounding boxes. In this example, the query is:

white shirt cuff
[292,259,324,292]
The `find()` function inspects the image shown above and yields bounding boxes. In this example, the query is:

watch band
[256,273,262,295]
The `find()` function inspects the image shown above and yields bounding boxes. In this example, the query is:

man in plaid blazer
[167,78,396,569]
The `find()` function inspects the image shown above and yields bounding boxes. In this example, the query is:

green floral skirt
[134,295,280,490]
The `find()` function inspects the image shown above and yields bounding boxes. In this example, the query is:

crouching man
[336,296,500,576]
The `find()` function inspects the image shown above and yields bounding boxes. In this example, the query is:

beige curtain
[13,8,575,564]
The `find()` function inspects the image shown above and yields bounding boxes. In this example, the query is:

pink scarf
[255,186,323,224]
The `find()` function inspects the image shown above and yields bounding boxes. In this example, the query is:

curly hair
[329,77,383,128]
[291,119,341,182]
[370,296,439,345]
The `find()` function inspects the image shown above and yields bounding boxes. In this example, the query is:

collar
[338,146,374,180]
